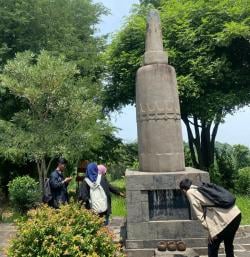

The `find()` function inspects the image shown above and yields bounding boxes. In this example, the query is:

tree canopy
[104,0,250,170]
[0,0,108,121]
[0,51,113,187]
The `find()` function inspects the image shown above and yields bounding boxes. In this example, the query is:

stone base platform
[125,167,210,257]
[155,248,199,257]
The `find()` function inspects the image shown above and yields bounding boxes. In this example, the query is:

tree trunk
[182,115,199,168]
[182,115,220,171]
[37,161,43,193]
[36,157,54,194]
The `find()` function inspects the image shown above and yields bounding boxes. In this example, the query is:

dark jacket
[79,176,121,215]
[50,170,68,208]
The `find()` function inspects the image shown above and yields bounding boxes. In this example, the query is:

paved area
[0,224,16,257]
[109,217,250,257]
[1,219,249,257]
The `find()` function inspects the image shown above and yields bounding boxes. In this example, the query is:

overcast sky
[95,0,250,147]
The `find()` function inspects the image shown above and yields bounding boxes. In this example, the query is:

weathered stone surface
[154,248,199,257]
[126,9,212,257]
[144,10,168,65]
[126,169,209,191]
[125,248,155,257]
[127,220,206,241]
[136,9,184,173]
[126,238,208,250]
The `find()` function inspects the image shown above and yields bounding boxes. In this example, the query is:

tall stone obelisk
[136,10,185,172]
[125,10,209,257]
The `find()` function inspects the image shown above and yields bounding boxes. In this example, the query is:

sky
[95,0,250,147]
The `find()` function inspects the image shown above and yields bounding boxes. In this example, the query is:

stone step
[235,237,250,244]
[125,248,155,257]
[154,248,199,257]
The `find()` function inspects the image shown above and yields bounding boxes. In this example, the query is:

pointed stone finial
[144,9,168,65]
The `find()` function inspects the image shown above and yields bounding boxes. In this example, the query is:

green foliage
[8,176,40,213]
[112,195,127,217]
[111,179,126,217]
[0,51,113,186]
[183,142,193,167]
[233,144,250,170]
[104,0,250,170]
[105,0,250,113]
[235,167,250,195]
[236,195,250,225]
[0,0,108,126]
[0,207,23,223]
[8,203,124,257]
[107,142,138,180]
[208,163,222,185]
[214,143,236,189]
[139,0,161,8]
[0,0,107,76]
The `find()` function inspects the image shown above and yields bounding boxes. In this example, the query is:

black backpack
[198,182,236,209]
[42,178,53,204]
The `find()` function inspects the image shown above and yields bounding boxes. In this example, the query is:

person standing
[50,158,72,208]
[79,162,124,225]
[179,178,241,257]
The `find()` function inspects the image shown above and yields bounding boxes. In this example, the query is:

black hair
[179,178,192,190]
[58,158,67,165]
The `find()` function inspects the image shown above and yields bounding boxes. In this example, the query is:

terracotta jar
[167,241,177,251]
[176,241,186,251]
[157,241,167,251]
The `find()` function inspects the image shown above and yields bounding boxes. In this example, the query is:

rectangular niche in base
[148,189,191,220]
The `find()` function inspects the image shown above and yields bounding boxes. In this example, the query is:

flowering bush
[8,176,40,213]
[8,203,124,257]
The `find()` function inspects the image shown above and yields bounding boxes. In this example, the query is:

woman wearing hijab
[79,162,124,225]
[98,164,107,175]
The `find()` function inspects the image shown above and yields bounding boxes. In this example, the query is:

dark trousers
[99,211,110,226]
[208,213,241,257]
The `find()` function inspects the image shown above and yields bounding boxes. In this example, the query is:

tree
[139,0,161,8]
[0,0,108,121]
[0,51,113,190]
[214,142,236,189]
[232,144,250,170]
[104,0,250,170]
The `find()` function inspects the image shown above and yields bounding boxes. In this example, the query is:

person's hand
[120,192,125,198]
[64,177,72,183]
[208,235,217,244]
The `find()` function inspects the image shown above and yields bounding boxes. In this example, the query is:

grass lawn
[236,195,250,225]
[110,178,126,217]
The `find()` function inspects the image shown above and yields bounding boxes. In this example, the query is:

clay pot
[157,241,167,251]
[176,241,186,251]
[167,241,177,251]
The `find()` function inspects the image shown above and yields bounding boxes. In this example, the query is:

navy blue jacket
[50,170,68,208]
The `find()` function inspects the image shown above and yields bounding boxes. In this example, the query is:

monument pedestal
[125,167,210,257]
[154,248,199,257]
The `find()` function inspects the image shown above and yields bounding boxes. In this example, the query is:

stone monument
[125,10,210,257]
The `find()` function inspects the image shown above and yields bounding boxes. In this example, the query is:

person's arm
[104,177,125,197]
[50,172,71,189]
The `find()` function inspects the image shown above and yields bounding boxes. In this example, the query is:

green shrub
[8,203,124,257]
[8,176,40,214]
[235,167,250,195]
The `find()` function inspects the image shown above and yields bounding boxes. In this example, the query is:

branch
[46,157,55,176]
